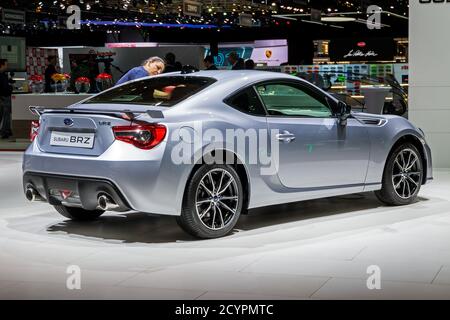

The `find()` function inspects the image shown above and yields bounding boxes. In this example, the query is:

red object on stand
[96,73,113,80]
[76,77,91,83]
[75,77,91,93]
[96,73,114,92]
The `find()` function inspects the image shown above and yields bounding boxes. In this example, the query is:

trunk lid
[37,113,131,156]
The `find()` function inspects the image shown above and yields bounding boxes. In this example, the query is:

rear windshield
[84,76,216,107]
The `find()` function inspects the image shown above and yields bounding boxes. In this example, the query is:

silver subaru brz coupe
[22,70,433,238]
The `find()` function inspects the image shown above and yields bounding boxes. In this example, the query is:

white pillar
[409,1,450,169]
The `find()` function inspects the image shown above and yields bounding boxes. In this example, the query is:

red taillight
[30,120,40,142]
[112,124,166,150]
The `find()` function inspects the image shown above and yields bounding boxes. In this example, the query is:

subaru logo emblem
[64,118,74,126]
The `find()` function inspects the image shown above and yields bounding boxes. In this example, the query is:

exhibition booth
[3,0,450,302]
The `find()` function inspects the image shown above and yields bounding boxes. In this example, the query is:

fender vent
[360,118,387,126]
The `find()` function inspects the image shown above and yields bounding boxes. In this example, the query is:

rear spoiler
[29,106,164,120]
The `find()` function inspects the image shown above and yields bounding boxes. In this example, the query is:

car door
[255,80,370,190]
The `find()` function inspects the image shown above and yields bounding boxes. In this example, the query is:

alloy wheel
[391,148,422,200]
[195,168,239,230]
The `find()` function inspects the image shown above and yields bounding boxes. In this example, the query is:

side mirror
[338,101,351,126]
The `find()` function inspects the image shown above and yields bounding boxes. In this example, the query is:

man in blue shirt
[116,56,165,86]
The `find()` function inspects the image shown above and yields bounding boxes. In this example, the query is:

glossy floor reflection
[1,152,450,299]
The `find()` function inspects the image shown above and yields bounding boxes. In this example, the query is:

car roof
[106,70,337,108]
[115,70,306,90]
[163,70,299,83]
[148,70,338,105]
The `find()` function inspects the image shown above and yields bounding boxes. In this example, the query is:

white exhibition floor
[2,152,450,300]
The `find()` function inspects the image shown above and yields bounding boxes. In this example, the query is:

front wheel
[375,143,423,206]
[177,164,244,239]
[54,205,104,221]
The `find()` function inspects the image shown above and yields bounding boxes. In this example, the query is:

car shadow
[46,193,429,244]
[47,212,195,243]
[238,193,396,230]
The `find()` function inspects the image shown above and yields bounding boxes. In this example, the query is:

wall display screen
[329,38,395,62]
[250,46,288,66]
[205,45,288,68]
[204,47,253,68]
[0,36,26,71]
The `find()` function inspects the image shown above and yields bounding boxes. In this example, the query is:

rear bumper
[23,172,131,211]
[22,140,190,215]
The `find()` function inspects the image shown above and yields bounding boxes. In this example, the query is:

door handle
[276,131,296,143]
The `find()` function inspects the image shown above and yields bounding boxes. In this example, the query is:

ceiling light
[321,17,356,22]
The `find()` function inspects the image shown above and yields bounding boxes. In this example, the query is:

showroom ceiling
[0,1,409,46]
[1,1,409,19]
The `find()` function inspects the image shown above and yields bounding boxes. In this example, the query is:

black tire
[176,164,244,239]
[54,205,104,221]
[375,143,423,206]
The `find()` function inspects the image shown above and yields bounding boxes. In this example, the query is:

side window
[225,87,266,116]
[256,83,332,118]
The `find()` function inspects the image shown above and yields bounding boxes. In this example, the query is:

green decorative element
[337,74,346,82]
[306,144,314,153]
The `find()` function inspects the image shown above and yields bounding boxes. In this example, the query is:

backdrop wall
[409,1,450,169]
[61,46,205,82]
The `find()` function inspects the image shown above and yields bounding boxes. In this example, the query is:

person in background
[44,55,58,92]
[174,61,183,71]
[0,59,13,140]
[203,55,217,70]
[245,59,255,70]
[164,52,180,73]
[228,52,245,70]
[115,56,165,86]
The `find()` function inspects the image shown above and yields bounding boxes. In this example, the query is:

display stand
[361,86,391,115]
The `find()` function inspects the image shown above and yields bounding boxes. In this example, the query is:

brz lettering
[69,136,91,144]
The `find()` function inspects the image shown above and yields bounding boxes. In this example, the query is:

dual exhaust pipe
[25,187,44,202]
[97,194,120,211]
[26,186,120,212]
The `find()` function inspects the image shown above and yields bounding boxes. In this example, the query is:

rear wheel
[54,205,104,221]
[375,143,423,206]
[177,164,243,239]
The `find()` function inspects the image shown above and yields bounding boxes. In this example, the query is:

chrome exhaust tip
[25,187,44,202]
[97,194,120,211]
